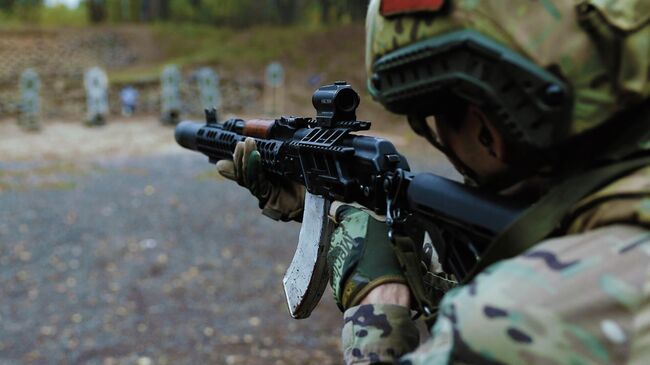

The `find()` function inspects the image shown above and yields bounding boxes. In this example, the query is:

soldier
[120,85,139,116]
[217,0,650,363]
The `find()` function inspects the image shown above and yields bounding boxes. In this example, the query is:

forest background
[0,0,370,27]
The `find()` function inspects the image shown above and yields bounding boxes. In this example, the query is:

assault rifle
[175,81,523,318]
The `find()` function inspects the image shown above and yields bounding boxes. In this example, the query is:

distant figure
[307,74,323,88]
[18,68,41,131]
[84,67,109,126]
[120,86,139,116]
[160,64,182,125]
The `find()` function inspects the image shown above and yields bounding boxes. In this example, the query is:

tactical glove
[327,205,407,311]
[216,137,305,222]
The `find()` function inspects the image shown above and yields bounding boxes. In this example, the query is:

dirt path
[0,117,179,162]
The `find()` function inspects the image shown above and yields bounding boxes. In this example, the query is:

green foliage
[0,0,16,13]
[0,0,42,21]
[105,0,141,22]
[173,0,292,27]
[168,0,196,22]
[0,0,370,26]
[0,0,89,25]
[39,4,87,26]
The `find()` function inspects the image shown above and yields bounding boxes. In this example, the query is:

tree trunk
[349,0,369,21]
[0,0,16,13]
[139,0,160,21]
[319,0,330,24]
[88,0,107,23]
[274,0,297,24]
[159,0,170,20]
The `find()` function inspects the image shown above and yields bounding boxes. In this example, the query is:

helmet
[366,0,650,174]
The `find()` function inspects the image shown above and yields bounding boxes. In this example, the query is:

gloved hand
[216,137,305,222]
[327,205,407,311]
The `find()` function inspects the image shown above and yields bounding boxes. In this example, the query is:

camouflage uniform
[342,166,650,364]
[338,0,650,363]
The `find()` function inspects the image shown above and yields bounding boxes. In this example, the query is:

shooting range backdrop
[0,28,262,121]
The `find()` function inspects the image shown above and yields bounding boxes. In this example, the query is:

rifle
[175,81,524,318]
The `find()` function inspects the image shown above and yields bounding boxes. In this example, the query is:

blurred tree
[120,0,130,20]
[78,0,368,26]
[15,0,42,21]
[107,0,123,21]
[318,0,368,24]
[139,0,160,21]
[200,0,278,27]
[347,0,369,21]
[274,0,301,24]
[160,0,170,19]
[169,0,196,22]
[318,0,330,23]
[0,0,16,13]
[87,0,107,22]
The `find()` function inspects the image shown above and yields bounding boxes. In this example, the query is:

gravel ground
[0,117,457,365]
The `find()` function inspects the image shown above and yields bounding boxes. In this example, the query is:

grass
[155,24,321,67]
[110,23,316,83]
[38,5,88,27]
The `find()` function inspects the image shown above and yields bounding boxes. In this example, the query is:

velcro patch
[380,0,446,16]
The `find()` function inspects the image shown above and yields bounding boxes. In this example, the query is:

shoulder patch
[380,0,446,16]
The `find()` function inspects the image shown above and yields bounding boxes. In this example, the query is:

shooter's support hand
[216,137,305,222]
[327,205,409,311]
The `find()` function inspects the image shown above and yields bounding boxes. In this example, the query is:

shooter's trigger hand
[216,137,305,222]
[327,205,407,311]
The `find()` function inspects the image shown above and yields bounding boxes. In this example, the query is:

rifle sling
[462,155,650,284]
[392,233,441,319]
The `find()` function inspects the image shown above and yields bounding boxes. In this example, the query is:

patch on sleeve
[380,0,446,16]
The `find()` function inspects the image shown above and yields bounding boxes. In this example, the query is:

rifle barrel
[175,120,203,151]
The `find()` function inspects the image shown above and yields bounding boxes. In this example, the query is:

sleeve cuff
[342,304,419,364]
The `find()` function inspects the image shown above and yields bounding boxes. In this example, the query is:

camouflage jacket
[342,166,650,364]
